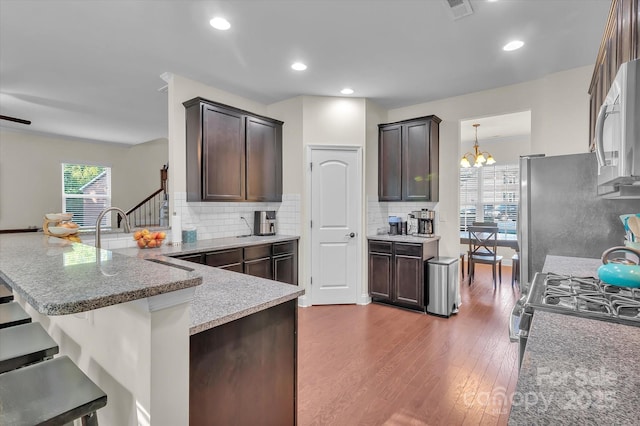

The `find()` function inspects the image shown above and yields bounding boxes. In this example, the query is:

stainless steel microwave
[595,58,640,199]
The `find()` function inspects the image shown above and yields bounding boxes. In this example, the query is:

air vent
[442,0,473,20]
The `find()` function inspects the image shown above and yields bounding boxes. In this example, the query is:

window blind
[459,164,519,234]
[62,164,111,228]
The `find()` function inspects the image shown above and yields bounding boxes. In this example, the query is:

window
[62,163,111,228]
[460,164,519,235]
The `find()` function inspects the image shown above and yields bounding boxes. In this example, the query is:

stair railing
[117,165,168,228]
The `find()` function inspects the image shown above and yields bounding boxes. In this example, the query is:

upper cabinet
[184,97,283,202]
[588,0,639,147]
[378,115,441,202]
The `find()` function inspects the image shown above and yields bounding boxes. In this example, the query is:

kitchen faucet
[95,207,131,249]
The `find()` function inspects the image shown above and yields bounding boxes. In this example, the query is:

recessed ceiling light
[341,88,354,95]
[291,62,307,71]
[503,40,524,51]
[488,0,498,2]
[210,17,231,31]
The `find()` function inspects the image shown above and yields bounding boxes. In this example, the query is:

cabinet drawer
[205,249,243,267]
[244,244,271,261]
[175,253,204,264]
[394,243,422,257]
[369,241,392,255]
[273,241,295,256]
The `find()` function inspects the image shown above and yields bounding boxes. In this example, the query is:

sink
[145,258,194,272]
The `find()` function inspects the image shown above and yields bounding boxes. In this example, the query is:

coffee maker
[254,211,276,236]
[411,209,435,237]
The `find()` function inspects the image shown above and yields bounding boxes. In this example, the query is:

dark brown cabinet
[368,239,438,312]
[246,116,283,202]
[190,299,296,426]
[378,115,440,202]
[589,0,639,147]
[171,239,298,285]
[368,241,393,300]
[244,244,272,280]
[272,241,298,285]
[184,97,283,202]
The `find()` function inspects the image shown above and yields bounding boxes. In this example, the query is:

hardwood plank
[298,263,521,425]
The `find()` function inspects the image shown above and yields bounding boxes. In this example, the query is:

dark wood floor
[298,264,521,426]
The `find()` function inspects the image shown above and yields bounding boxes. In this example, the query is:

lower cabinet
[190,299,297,425]
[174,239,298,285]
[273,241,298,285]
[244,244,273,280]
[368,239,437,312]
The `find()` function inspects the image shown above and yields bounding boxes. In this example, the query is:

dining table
[459,230,519,250]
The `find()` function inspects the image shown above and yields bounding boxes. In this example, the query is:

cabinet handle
[345,232,356,238]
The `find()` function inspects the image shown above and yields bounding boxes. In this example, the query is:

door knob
[346,232,356,238]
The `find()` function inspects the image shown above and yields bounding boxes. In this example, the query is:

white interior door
[310,147,361,305]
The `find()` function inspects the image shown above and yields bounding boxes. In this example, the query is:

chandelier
[460,123,496,168]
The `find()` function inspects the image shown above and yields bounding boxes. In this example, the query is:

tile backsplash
[173,192,301,240]
[367,195,437,235]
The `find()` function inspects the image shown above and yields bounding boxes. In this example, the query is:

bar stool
[0,355,107,426]
[511,252,520,286]
[0,302,31,329]
[0,322,59,374]
[0,284,13,304]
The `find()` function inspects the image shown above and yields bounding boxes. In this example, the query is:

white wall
[0,129,167,229]
[384,65,593,259]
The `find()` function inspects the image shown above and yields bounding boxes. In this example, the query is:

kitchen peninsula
[0,233,303,425]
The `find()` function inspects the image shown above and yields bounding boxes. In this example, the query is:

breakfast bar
[0,233,303,425]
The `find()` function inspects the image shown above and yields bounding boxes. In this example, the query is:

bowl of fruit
[133,229,167,249]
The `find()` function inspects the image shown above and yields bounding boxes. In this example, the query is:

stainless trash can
[427,257,460,317]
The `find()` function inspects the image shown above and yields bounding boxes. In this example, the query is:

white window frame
[460,163,519,234]
[61,163,112,229]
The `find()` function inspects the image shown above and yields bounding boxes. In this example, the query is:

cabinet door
[369,252,393,301]
[403,120,432,201]
[202,105,246,201]
[273,254,296,285]
[246,116,283,202]
[394,255,424,310]
[244,257,273,280]
[378,124,402,201]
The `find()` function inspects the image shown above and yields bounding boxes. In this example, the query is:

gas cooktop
[524,272,640,327]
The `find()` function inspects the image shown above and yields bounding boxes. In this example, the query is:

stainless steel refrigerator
[519,152,639,284]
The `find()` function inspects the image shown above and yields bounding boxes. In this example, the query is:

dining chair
[467,226,503,287]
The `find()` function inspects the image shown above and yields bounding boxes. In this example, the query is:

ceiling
[0,0,610,145]
[460,110,531,145]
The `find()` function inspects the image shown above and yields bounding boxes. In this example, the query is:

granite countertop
[116,234,303,334]
[0,233,304,333]
[367,234,440,244]
[542,255,603,276]
[508,310,640,425]
[0,233,202,315]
